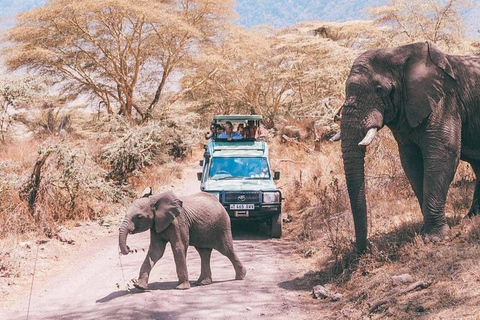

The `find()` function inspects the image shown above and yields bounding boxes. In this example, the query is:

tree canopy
[181,22,362,127]
[2,0,235,119]
[369,0,472,50]
[1,0,475,127]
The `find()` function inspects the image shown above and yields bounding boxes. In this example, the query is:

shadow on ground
[277,220,425,292]
[231,220,271,240]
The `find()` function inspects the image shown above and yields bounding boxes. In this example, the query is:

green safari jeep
[197,115,283,238]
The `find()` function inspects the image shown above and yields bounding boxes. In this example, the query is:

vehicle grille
[223,192,261,203]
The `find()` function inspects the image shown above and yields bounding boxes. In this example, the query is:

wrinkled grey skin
[119,190,246,290]
[340,41,480,253]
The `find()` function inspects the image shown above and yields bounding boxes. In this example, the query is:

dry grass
[0,141,39,236]
[269,122,480,319]
[1,116,479,318]
[129,162,185,192]
[0,116,197,279]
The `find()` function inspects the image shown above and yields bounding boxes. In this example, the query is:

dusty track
[1,161,319,320]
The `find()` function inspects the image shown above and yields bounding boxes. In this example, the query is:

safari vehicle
[197,115,283,238]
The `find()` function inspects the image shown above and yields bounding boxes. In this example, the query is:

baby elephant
[119,189,246,290]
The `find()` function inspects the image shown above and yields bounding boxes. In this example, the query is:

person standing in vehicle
[243,120,264,139]
[243,120,256,139]
[204,122,216,140]
[218,121,243,140]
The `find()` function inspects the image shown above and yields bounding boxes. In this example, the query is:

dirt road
[1,161,319,320]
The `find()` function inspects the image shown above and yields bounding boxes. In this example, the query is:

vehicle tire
[270,213,282,238]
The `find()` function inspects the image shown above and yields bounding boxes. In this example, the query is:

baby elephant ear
[141,187,153,198]
[152,191,183,233]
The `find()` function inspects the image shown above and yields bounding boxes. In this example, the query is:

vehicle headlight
[263,192,280,203]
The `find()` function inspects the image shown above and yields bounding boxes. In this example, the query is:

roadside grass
[129,162,185,193]
[0,115,196,280]
[271,126,479,318]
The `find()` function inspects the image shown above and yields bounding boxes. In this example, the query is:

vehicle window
[208,157,270,180]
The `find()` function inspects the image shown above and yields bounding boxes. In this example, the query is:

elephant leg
[136,232,167,290]
[172,243,190,290]
[216,242,246,280]
[398,143,424,209]
[467,161,480,218]
[421,147,460,237]
[194,247,213,286]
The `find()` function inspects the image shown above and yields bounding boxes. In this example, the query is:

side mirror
[197,172,202,181]
[199,160,204,167]
[273,171,280,180]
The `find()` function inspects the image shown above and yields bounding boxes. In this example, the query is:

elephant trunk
[119,219,133,255]
[341,131,368,253]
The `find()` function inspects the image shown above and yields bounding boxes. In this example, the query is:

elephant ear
[404,41,456,128]
[151,191,183,233]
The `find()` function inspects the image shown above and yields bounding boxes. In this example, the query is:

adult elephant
[337,41,480,253]
[119,189,246,290]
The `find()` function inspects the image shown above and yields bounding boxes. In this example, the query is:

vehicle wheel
[270,213,282,238]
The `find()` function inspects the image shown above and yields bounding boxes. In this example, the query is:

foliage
[182,26,277,124]
[100,121,193,183]
[182,22,362,128]
[369,0,472,50]
[0,75,47,142]
[271,22,360,119]
[17,141,128,232]
[2,0,235,119]
[0,4,479,318]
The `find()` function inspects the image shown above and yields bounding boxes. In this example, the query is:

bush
[18,140,129,234]
[0,159,33,236]
[100,121,193,183]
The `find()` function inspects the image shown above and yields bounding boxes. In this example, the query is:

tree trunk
[21,149,53,217]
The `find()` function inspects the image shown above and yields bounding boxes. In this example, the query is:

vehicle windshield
[208,157,270,180]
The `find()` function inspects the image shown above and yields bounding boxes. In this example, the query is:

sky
[0,0,47,24]
[0,0,479,38]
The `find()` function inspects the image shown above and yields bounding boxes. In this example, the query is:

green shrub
[100,121,192,183]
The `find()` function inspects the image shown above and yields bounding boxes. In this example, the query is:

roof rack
[210,140,267,155]
[213,115,262,122]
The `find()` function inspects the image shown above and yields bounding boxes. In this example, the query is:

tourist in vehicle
[218,121,243,140]
[243,120,258,139]
[204,122,215,140]
[215,124,224,136]
[237,123,245,135]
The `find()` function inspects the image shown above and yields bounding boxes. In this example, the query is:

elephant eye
[375,86,383,94]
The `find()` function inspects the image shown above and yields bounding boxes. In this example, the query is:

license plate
[230,204,254,210]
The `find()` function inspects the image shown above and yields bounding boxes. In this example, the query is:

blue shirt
[218,131,243,140]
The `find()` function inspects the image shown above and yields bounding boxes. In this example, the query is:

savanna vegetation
[1,0,480,318]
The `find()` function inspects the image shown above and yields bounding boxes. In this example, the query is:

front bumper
[225,203,281,220]
[210,190,282,220]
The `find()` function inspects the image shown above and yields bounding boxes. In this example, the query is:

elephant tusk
[329,131,341,142]
[358,128,378,146]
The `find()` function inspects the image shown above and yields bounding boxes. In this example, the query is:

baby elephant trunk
[119,219,133,255]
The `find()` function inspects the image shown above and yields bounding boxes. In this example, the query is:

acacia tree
[182,26,298,127]
[272,22,360,119]
[182,22,360,127]
[369,0,472,49]
[2,0,234,120]
[144,0,236,119]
